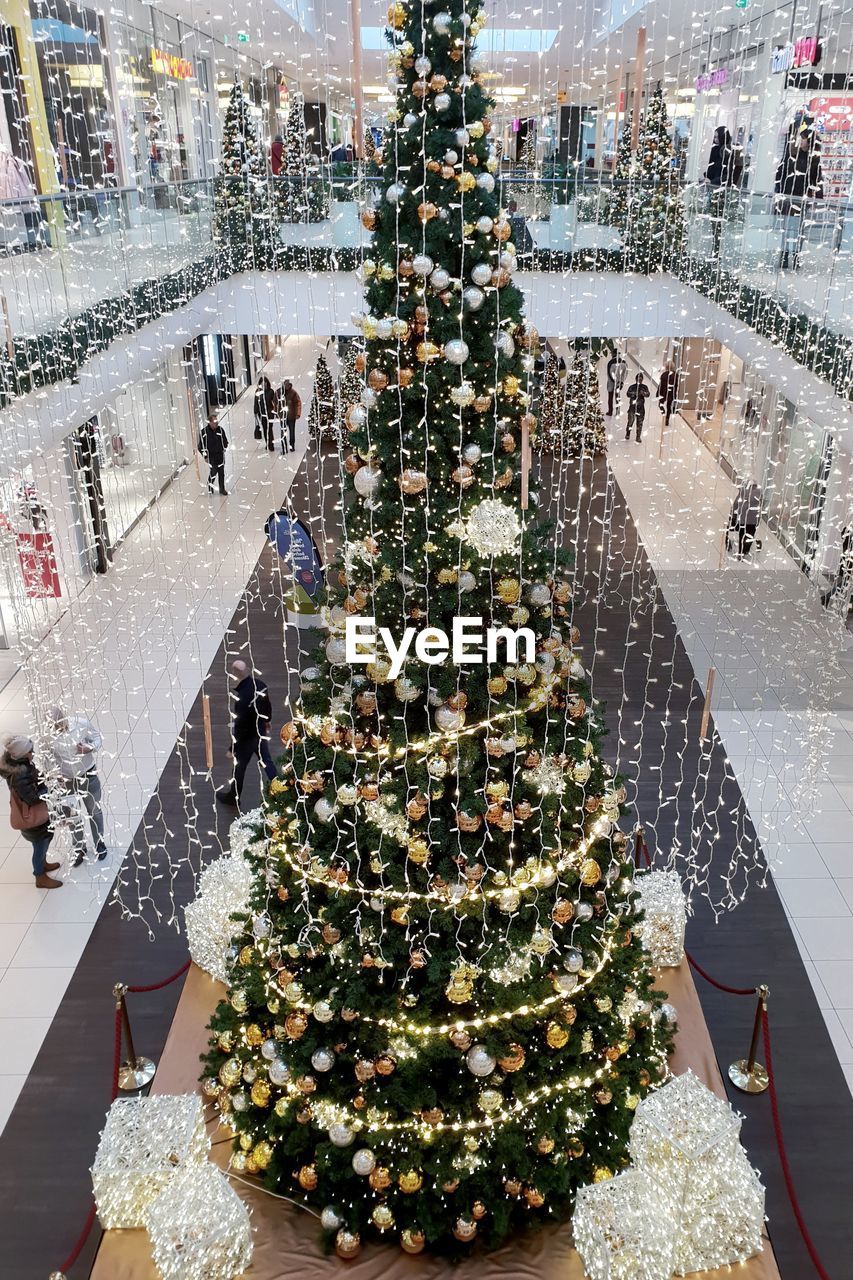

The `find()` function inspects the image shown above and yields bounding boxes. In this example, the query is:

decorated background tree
[337,341,364,436]
[213,80,271,270]
[203,0,671,1260]
[537,349,568,452]
[308,353,340,440]
[565,348,607,457]
[277,91,327,223]
[609,110,633,233]
[624,87,683,272]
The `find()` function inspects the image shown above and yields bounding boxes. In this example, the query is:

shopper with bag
[279,380,302,454]
[0,735,60,889]
[253,376,278,451]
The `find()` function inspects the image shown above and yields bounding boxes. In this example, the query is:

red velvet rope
[126,958,191,994]
[55,1202,98,1277]
[685,950,756,997]
[762,1009,833,1280]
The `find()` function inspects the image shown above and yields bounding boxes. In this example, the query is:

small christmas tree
[610,111,633,233]
[308,353,339,440]
[519,126,537,171]
[537,350,568,451]
[336,341,364,437]
[624,87,683,273]
[213,80,271,270]
[566,348,607,457]
[276,92,327,223]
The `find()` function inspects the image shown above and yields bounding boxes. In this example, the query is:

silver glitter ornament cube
[629,1071,765,1273]
[572,1170,672,1280]
[145,1162,253,1280]
[635,869,687,967]
[91,1094,210,1228]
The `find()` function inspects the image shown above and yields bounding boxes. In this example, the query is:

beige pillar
[631,27,646,149]
[351,0,364,158]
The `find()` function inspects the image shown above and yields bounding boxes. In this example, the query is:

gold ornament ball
[399,1168,423,1193]
[453,1217,478,1242]
[250,1079,271,1108]
[502,374,520,396]
[497,576,520,603]
[471,1200,487,1220]
[245,1022,263,1046]
[537,1135,556,1155]
[335,1229,362,1259]
[593,1167,613,1183]
[285,1012,308,1039]
[416,341,440,363]
[418,201,437,221]
[567,1137,584,1158]
[423,1106,444,1124]
[386,1,407,27]
[443,1177,460,1193]
[375,1054,397,1076]
[580,857,601,886]
[488,675,508,695]
[456,171,477,192]
[525,1186,545,1208]
[369,1166,392,1191]
[595,1087,613,1105]
[504,1178,522,1197]
[297,1163,318,1190]
[546,1022,569,1049]
[498,1043,525,1073]
[401,1228,426,1254]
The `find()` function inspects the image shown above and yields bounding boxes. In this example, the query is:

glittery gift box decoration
[145,1162,253,1280]
[185,852,254,982]
[635,869,687,967]
[572,1169,672,1280]
[629,1071,765,1273]
[91,1095,210,1228]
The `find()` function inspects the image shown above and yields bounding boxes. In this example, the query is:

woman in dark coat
[705,127,740,254]
[775,127,824,269]
[0,735,60,888]
[254,376,278,451]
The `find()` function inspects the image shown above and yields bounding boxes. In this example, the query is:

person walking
[605,349,627,417]
[821,524,853,609]
[775,125,824,270]
[49,705,108,864]
[705,126,741,255]
[279,379,302,454]
[625,372,650,441]
[658,360,679,426]
[254,376,278,452]
[200,413,229,495]
[216,660,276,806]
[728,479,763,558]
[0,735,60,889]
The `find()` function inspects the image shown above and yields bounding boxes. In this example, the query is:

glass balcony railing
[1,169,852,410]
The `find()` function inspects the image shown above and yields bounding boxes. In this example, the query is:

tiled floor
[0,334,325,1131]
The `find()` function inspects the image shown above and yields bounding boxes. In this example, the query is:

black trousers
[607,387,615,415]
[207,462,226,493]
[626,409,645,440]
[282,416,296,453]
[223,735,276,801]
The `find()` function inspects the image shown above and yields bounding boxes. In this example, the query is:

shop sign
[16,531,60,599]
[770,36,820,75]
[150,48,194,80]
[809,96,853,131]
[265,512,324,618]
[695,68,729,93]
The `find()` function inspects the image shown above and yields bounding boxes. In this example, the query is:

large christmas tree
[624,87,683,272]
[537,349,568,451]
[203,0,670,1259]
[213,80,271,270]
[276,91,327,223]
[565,348,607,456]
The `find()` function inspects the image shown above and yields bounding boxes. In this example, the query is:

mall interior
[0,0,850,1275]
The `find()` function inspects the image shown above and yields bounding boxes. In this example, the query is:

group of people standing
[254,376,302,455]
[605,351,679,442]
[0,709,107,889]
[197,374,303,497]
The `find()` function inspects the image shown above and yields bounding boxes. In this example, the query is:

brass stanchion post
[728,984,770,1094]
[113,982,156,1091]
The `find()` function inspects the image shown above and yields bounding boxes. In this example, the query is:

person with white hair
[49,706,108,863]
[0,735,60,888]
[216,659,276,807]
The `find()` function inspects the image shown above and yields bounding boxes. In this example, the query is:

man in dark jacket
[280,380,302,453]
[200,414,229,495]
[625,373,650,441]
[605,351,627,417]
[217,660,276,805]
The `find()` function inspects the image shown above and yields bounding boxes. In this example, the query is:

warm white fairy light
[145,1162,253,1280]
[91,1095,210,1229]
[573,1169,673,1280]
[184,821,263,982]
[628,1071,765,1272]
[634,870,687,968]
